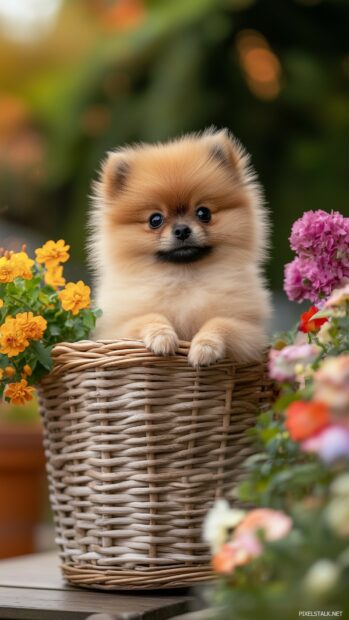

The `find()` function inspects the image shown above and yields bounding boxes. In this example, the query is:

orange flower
[16,312,47,340]
[5,366,16,377]
[11,251,34,280]
[0,256,15,283]
[4,379,34,405]
[35,239,70,268]
[0,369,3,380]
[212,533,262,574]
[285,400,330,441]
[59,281,91,315]
[0,251,34,283]
[0,317,29,357]
[23,364,32,377]
[44,265,65,289]
[299,306,328,334]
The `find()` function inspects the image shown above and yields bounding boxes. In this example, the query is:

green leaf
[311,309,333,319]
[274,392,303,413]
[93,308,103,319]
[31,341,52,371]
[48,324,61,336]
[82,311,95,330]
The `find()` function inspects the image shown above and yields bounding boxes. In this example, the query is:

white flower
[313,355,349,412]
[325,497,349,537]
[304,560,340,597]
[330,473,349,497]
[268,344,319,382]
[325,284,349,315]
[203,500,245,553]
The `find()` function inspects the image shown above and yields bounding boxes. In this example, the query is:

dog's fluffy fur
[89,129,271,366]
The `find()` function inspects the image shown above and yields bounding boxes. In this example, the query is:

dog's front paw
[143,325,179,356]
[188,334,225,368]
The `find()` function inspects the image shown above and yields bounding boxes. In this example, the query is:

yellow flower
[11,251,34,280]
[0,368,3,380]
[5,366,16,377]
[0,313,46,357]
[0,256,15,284]
[35,239,70,268]
[4,379,34,405]
[16,312,47,340]
[0,299,3,308]
[0,251,34,283]
[59,280,91,315]
[44,265,66,289]
[0,317,30,357]
[23,364,32,377]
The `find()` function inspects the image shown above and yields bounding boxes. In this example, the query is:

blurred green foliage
[0,397,40,423]
[0,0,348,289]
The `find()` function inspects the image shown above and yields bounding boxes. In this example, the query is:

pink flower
[235,508,292,542]
[302,425,349,463]
[211,508,292,575]
[284,210,349,304]
[268,344,319,382]
[212,532,262,574]
[290,209,349,261]
[285,257,349,304]
[284,257,307,303]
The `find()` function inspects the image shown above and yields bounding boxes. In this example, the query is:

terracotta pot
[0,423,45,558]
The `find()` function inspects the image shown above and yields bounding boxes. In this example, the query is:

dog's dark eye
[196,206,211,223]
[149,213,164,229]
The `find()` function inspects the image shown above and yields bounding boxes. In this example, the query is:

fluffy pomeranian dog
[89,128,271,367]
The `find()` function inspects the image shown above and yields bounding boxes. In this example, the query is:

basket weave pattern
[39,340,273,589]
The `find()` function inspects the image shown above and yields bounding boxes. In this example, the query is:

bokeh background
[0,0,349,557]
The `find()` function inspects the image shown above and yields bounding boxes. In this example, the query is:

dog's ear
[206,128,250,183]
[99,150,130,201]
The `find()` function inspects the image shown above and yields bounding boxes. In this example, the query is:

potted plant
[0,241,272,589]
[0,398,45,558]
[0,242,100,559]
[204,209,349,618]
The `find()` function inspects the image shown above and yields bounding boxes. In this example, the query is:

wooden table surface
[0,552,205,620]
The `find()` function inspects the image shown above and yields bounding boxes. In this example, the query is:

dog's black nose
[173,224,191,241]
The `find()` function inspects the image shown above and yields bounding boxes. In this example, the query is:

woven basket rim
[61,562,215,589]
[52,338,191,354]
[45,339,267,378]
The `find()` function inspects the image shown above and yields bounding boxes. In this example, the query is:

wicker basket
[39,339,273,590]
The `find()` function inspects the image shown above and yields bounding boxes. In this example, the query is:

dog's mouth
[156,245,212,264]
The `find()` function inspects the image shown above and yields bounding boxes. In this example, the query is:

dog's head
[91,129,268,272]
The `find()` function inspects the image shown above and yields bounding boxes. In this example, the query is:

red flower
[299,306,328,333]
[285,400,330,442]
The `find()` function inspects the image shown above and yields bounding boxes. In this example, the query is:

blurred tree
[0,0,348,289]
